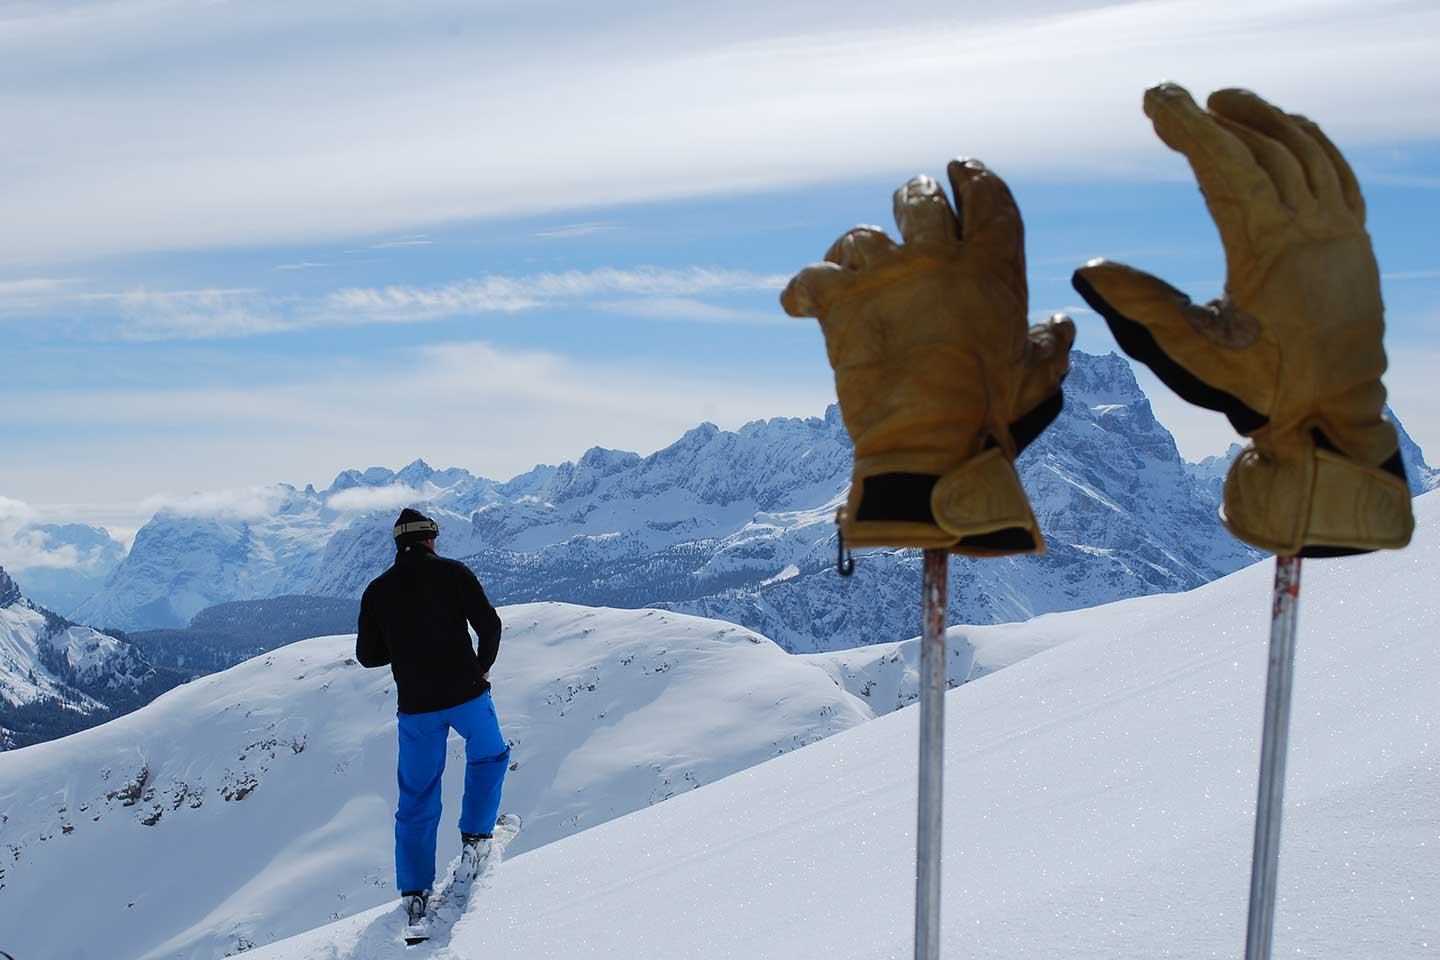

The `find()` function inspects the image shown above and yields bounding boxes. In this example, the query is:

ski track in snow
[250,491,1440,960]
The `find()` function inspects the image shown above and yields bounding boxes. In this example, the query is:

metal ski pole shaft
[1243,555,1303,960]
[915,548,948,960]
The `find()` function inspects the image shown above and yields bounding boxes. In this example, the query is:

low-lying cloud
[326,484,432,514]
[138,485,294,521]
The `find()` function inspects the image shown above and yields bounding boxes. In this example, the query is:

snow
[250,491,1440,960]
[0,604,874,959]
[0,590,146,712]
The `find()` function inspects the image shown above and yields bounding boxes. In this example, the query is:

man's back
[356,544,502,715]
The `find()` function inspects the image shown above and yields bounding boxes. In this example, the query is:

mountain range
[49,351,1437,654]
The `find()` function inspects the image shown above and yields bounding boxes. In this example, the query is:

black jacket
[356,544,502,714]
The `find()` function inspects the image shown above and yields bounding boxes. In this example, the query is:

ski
[402,813,523,947]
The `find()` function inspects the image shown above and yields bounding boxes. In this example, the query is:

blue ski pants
[395,691,510,892]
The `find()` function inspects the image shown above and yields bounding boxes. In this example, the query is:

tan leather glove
[782,160,1074,556]
[1073,84,1413,557]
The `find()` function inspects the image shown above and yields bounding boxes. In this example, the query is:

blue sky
[3,0,1439,548]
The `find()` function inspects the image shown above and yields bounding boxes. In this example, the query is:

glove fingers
[1209,112,1313,215]
[1011,314,1076,453]
[945,158,1024,275]
[1142,83,1284,255]
[1207,89,1344,212]
[1072,260,1268,434]
[780,262,848,318]
[892,174,960,246]
[1289,113,1366,224]
[824,226,899,271]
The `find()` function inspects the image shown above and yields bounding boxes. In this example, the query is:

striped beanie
[393,508,440,546]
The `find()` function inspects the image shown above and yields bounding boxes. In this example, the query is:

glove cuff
[841,450,968,549]
[934,448,1044,556]
[1222,438,1413,557]
[839,448,1044,555]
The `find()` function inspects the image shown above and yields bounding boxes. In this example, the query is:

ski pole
[915,548,948,960]
[1243,555,1303,960]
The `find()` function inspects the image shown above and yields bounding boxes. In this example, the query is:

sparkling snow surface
[252,492,1439,960]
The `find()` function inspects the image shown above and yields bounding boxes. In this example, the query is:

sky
[2,0,1439,556]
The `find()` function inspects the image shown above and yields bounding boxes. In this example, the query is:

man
[356,507,510,929]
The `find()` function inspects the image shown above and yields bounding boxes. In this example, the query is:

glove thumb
[1072,259,1270,435]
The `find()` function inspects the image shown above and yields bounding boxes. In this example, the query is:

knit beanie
[393,508,440,547]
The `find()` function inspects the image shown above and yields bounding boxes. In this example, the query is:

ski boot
[401,889,429,926]
[457,831,493,883]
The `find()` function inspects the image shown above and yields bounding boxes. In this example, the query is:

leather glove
[782,160,1074,556]
[1073,84,1413,557]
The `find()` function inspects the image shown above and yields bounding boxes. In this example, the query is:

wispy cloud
[326,483,430,514]
[534,221,621,239]
[273,261,329,271]
[5,0,1438,261]
[5,265,791,337]
[0,495,83,571]
[138,485,294,520]
[367,235,434,250]
[108,288,286,341]
[0,277,81,308]
[1382,269,1440,281]
[600,296,787,325]
[326,267,786,325]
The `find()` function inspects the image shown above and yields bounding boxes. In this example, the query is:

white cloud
[109,288,287,340]
[327,266,787,324]
[5,0,1437,262]
[0,277,81,309]
[600,297,790,325]
[367,236,434,250]
[535,222,621,239]
[326,484,430,514]
[138,485,293,520]
[10,266,787,338]
[273,261,329,271]
[0,496,84,571]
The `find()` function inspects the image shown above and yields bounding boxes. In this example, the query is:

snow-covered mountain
[0,603,878,959]
[251,490,1440,960]
[1391,405,1440,494]
[68,464,484,630]
[5,523,126,614]
[1187,405,1438,509]
[654,352,1262,649]
[0,565,160,749]
[68,352,1436,653]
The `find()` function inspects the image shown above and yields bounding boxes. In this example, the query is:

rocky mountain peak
[0,565,23,608]
[1387,404,1438,494]
[394,459,434,486]
[1062,350,1146,408]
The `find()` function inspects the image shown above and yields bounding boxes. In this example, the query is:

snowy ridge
[0,566,155,746]
[252,491,1440,960]
[0,603,873,959]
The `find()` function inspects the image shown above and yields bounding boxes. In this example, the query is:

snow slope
[0,604,873,960]
[256,492,1440,960]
